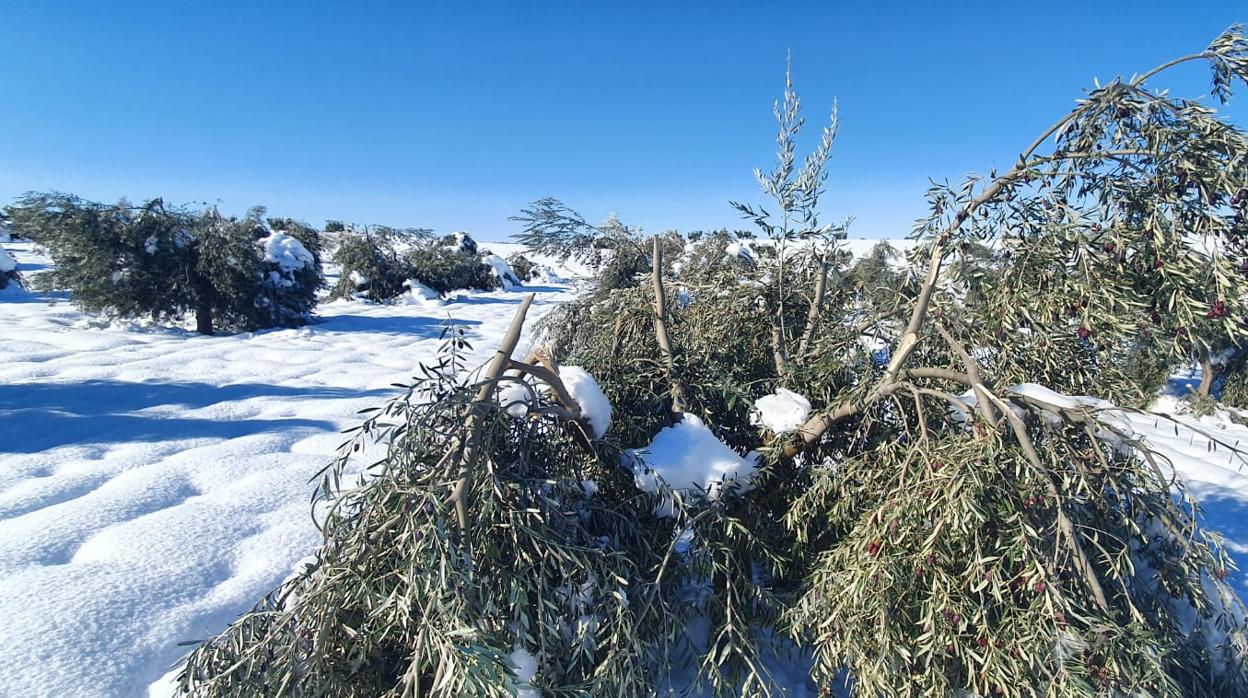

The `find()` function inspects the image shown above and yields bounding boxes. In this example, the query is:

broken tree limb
[448,293,535,531]
[935,324,997,424]
[651,236,687,414]
[797,254,830,358]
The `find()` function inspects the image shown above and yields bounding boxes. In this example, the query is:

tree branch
[448,293,535,531]
[652,236,687,414]
[797,254,829,358]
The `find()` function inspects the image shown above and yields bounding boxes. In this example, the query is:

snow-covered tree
[329,227,502,302]
[0,245,21,290]
[8,193,323,334]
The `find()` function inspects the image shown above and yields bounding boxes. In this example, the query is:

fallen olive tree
[173,28,1248,697]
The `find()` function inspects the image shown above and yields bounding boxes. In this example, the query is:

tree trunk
[195,305,214,335]
[1198,348,1219,398]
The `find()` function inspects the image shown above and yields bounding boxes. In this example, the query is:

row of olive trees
[326,228,513,302]
[5,194,536,333]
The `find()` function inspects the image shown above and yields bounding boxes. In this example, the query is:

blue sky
[1,2,1244,241]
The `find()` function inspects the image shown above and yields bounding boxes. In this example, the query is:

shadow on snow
[0,380,391,454]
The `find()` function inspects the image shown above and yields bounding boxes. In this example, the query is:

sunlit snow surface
[2,238,1247,697]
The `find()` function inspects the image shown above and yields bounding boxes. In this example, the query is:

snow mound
[483,253,522,290]
[751,388,811,433]
[0,247,16,274]
[557,366,611,439]
[261,232,315,272]
[630,414,758,513]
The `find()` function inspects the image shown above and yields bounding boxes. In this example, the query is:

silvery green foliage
[8,193,324,333]
[176,326,685,696]
[914,26,1248,406]
[510,199,656,291]
[330,227,497,302]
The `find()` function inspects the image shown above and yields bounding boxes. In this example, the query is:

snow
[483,252,522,290]
[497,375,535,417]
[724,240,755,263]
[400,278,441,305]
[260,231,315,272]
[630,414,759,514]
[751,387,812,433]
[509,646,540,697]
[447,230,478,255]
[0,246,16,273]
[557,365,611,439]
[0,240,575,698]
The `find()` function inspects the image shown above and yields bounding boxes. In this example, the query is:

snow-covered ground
[2,236,1247,697]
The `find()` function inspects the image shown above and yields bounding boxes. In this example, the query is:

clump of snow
[509,647,540,697]
[261,232,315,272]
[483,253,521,290]
[557,366,612,439]
[0,247,16,274]
[725,240,755,263]
[751,388,811,433]
[630,414,758,514]
[399,279,441,306]
[144,235,159,255]
[497,376,535,418]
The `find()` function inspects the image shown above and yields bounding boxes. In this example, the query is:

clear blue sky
[1,2,1244,241]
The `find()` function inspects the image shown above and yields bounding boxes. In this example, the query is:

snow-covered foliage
[261,231,315,273]
[4,193,325,333]
[482,252,521,290]
[331,229,497,301]
[630,414,758,511]
[506,252,538,281]
[0,245,19,290]
[445,230,478,255]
